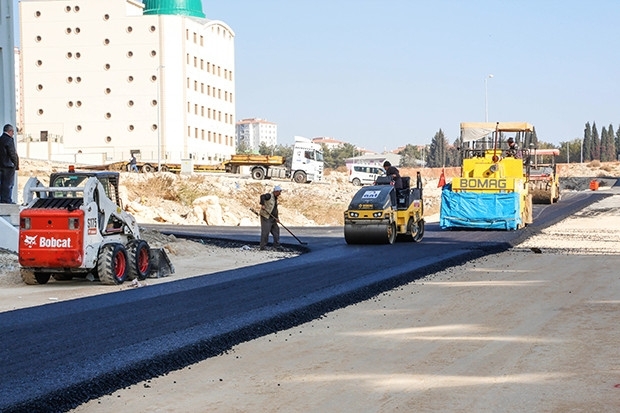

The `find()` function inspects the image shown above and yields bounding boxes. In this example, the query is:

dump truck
[18,167,173,285]
[528,148,560,204]
[344,172,425,244]
[439,122,534,230]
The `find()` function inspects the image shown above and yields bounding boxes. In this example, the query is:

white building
[235,118,278,153]
[19,0,235,167]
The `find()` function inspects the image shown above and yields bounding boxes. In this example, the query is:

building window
[66,52,73,58]
[37,109,44,115]
[36,84,43,91]
[127,76,134,82]
[128,125,134,131]
[151,75,157,82]
[105,136,112,143]
[126,26,133,33]
[66,28,72,34]
[104,38,110,45]
[75,52,81,59]
[75,28,81,34]
[67,76,73,83]
[76,125,82,131]
[150,50,157,57]
[104,88,111,94]
[75,77,81,83]
[76,101,82,107]
[127,51,133,57]
[152,124,158,130]
[65,6,71,12]
[35,35,42,42]
[103,14,110,21]
[128,100,134,107]
[150,26,156,32]
[151,100,157,106]
[67,101,73,108]
[104,63,111,70]
[105,113,112,119]
[74,6,80,12]
[35,11,41,17]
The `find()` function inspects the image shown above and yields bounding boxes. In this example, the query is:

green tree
[427,129,448,168]
[591,122,600,160]
[322,143,358,169]
[446,138,460,167]
[602,124,617,162]
[583,122,592,161]
[398,144,422,167]
[616,126,620,161]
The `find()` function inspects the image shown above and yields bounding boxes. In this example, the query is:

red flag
[438,168,446,188]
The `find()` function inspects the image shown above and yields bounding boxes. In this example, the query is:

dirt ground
[70,187,620,413]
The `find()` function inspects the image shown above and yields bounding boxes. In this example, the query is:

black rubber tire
[411,219,425,242]
[252,168,265,180]
[387,222,396,245]
[293,171,307,184]
[127,240,151,281]
[21,269,52,285]
[141,164,154,173]
[97,243,129,285]
[159,165,170,172]
[352,178,361,186]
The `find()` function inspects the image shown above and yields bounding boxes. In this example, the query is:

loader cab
[49,171,122,207]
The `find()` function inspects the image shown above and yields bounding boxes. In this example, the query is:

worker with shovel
[259,185,283,250]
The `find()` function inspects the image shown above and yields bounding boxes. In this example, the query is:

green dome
[143,0,205,18]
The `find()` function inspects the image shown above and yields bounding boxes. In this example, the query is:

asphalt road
[0,190,609,412]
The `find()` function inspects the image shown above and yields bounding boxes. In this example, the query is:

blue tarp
[439,184,521,230]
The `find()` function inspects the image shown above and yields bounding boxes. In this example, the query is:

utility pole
[1,0,18,201]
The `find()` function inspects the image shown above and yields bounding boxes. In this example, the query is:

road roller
[344,171,425,244]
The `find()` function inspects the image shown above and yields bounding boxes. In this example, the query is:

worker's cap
[273,185,283,192]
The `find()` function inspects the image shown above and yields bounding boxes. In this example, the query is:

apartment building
[19,0,235,165]
[235,118,278,153]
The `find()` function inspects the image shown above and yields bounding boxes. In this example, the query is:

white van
[348,164,385,186]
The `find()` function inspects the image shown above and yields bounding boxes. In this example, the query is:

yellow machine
[528,148,561,204]
[440,122,534,230]
[344,172,425,244]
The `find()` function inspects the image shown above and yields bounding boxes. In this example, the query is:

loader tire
[127,240,151,281]
[21,269,51,285]
[98,243,129,285]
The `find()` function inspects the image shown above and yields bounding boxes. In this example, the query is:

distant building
[311,137,345,150]
[19,0,235,165]
[235,118,278,152]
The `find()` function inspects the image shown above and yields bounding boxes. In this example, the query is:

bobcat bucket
[149,248,175,278]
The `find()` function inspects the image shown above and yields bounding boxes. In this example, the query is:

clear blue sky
[204,0,620,152]
[10,1,620,153]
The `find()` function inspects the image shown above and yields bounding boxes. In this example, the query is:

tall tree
[427,129,447,168]
[616,126,620,161]
[398,144,423,167]
[582,122,592,161]
[603,124,617,162]
[591,122,601,160]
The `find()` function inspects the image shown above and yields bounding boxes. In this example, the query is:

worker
[0,124,20,204]
[383,161,403,189]
[259,185,282,250]
[506,137,520,158]
[129,154,138,172]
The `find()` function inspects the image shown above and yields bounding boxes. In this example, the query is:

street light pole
[156,65,164,171]
[484,74,494,122]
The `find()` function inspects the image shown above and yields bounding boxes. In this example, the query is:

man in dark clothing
[0,124,19,204]
[383,160,403,189]
[259,185,282,250]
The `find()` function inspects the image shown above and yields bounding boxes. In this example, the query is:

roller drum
[344,220,395,244]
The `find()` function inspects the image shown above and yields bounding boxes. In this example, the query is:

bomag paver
[344,172,425,244]
[440,122,534,230]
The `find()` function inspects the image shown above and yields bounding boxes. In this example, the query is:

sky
[9,0,620,153]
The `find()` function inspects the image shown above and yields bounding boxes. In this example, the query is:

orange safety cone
[589,180,599,191]
[437,168,446,188]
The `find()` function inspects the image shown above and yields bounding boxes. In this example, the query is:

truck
[82,137,324,183]
[439,122,534,230]
[18,167,173,285]
[225,136,324,183]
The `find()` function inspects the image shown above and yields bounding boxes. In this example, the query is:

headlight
[373,211,382,218]
[349,211,359,218]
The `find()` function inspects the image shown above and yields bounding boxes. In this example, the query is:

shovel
[250,208,308,245]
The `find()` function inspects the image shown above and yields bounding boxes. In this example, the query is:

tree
[616,127,620,161]
[601,124,617,162]
[583,122,592,162]
[558,139,581,163]
[591,122,600,160]
[398,144,423,167]
[322,143,358,169]
[427,129,448,168]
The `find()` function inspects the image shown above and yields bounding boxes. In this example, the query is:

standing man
[0,124,19,204]
[259,185,282,250]
[129,154,139,172]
